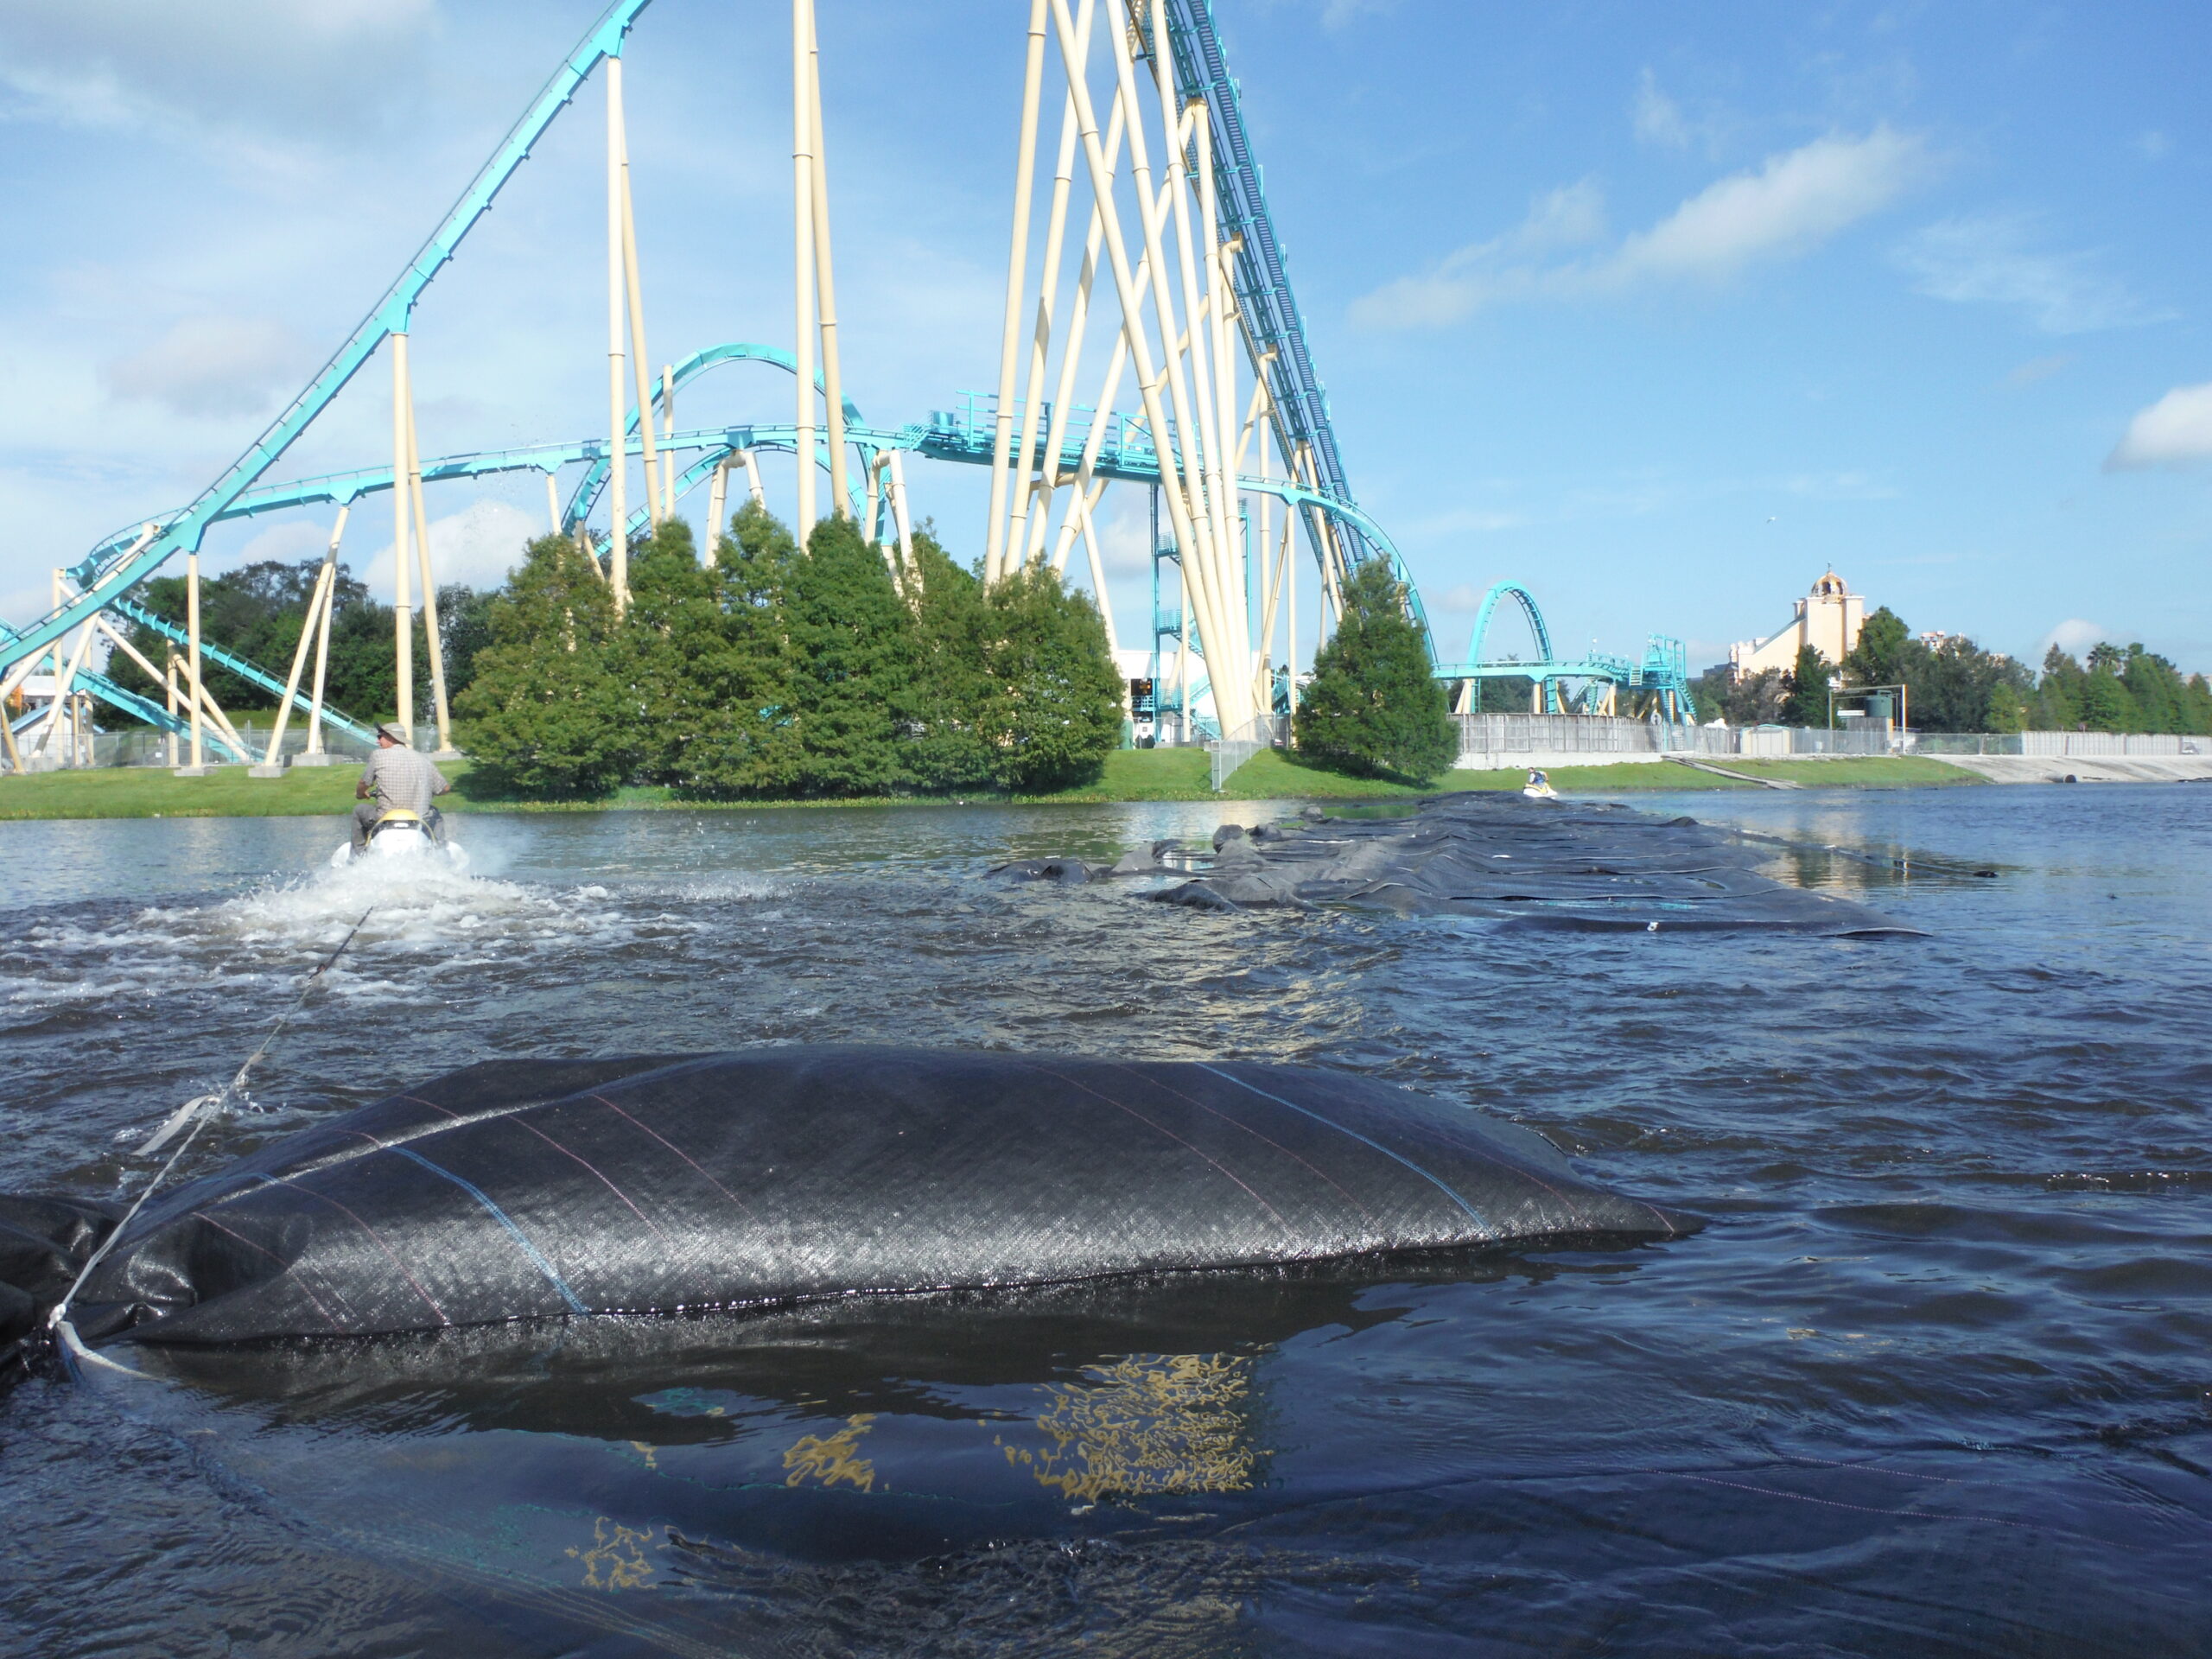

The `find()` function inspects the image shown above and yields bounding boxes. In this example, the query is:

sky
[1,0,2207,676]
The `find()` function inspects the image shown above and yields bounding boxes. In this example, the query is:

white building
[1729,569,1866,678]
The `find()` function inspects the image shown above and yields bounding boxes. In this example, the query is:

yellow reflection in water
[565,1516,658,1590]
[782,1413,880,1492]
[1000,1353,1260,1503]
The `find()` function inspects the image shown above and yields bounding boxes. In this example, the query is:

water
[1,785,2207,1656]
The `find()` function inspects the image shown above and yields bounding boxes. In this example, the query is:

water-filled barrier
[1009,794,1922,934]
[3,1046,1692,1351]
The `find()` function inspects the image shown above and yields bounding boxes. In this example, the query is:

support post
[705,461,728,563]
[182,550,208,772]
[255,544,338,776]
[404,395,454,753]
[985,0,1052,583]
[791,0,819,538]
[302,507,344,762]
[546,471,563,535]
[659,364,677,519]
[619,136,659,529]
[806,6,851,518]
[391,334,416,740]
[606,55,631,607]
[886,448,915,570]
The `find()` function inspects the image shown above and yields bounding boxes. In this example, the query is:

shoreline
[0,749,1987,823]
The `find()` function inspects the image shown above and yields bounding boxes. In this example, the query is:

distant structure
[1729,569,1866,679]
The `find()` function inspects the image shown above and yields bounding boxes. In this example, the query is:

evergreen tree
[779,515,918,795]
[2119,644,2188,734]
[1842,606,1911,688]
[673,500,805,796]
[907,531,997,791]
[1293,557,1457,781]
[1781,645,1831,727]
[2035,646,2084,729]
[611,517,714,785]
[453,533,631,798]
[2183,674,2212,736]
[1985,679,2028,734]
[2078,649,2142,733]
[976,560,1124,791]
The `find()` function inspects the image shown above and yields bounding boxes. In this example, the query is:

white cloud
[99,316,313,420]
[2036,619,2110,661]
[0,0,436,146]
[2004,353,2073,388]
[1352,130,1924,328]
[1632,69,1690,149]
[2106,382,2212,470]
[358,498,542,596]
[1894,213,2169,334]
[1611,127,1924,283]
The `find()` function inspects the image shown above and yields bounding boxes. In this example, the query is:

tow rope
[50,906,375,1330]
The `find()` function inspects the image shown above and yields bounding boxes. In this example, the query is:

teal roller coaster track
[1,0,1695,748]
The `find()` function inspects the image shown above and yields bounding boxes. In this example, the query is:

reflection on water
[3,785,2209,1655]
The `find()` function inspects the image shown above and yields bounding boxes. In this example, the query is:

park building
[1727,569,1866,680]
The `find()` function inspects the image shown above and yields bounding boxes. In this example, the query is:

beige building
[1729,569,1866,678]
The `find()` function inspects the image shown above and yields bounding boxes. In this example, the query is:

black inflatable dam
[10,1046,1694,1349]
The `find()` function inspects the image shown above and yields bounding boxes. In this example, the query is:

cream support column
[741,450,766,505]
[546,471,563,536]
[659,365,677,520]
[1049,0,1240,729]
[164,654,180,767]
[303,508,345,760]
[985,0,1051,583]
[791,0,819,538]
[806,6,850,519]
[606,56,631,607]
[404,396,454,753]
[1007,2,1095,567]
[390,334,415,741]
[886,448,915,569]
[705,461,728,563]
[186,550,207,770]
[619,137,659,529]
[257,544,338,775]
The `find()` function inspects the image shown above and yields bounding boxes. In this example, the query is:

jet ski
[330,807,468,870]
[1522,768,1560,801]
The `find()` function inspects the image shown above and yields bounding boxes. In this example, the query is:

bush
[1292,558,1455,782]
[453,534,631,798]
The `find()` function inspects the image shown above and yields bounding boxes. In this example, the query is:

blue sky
[2,0,2206,673]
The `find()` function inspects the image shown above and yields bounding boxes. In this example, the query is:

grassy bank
[0,747,1980,823]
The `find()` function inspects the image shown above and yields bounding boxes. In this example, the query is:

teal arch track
[2,0,1688,732]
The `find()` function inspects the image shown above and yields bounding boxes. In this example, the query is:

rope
[50,906,375,1329]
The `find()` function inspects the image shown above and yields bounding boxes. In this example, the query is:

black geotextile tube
[35,1046,1696,1347]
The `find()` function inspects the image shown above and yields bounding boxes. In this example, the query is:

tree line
[454,505,1126,799]
[1690,606,2212,734]
[104,559,493,733]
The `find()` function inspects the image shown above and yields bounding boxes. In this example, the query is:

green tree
[453,533,631,798]
[2035,646,2084,730]
[1842,606,1911,688]
[437,582,496,706]
[2077,646,2142,734]
[2183,674,2212,736]
[1293,557,1456,781]
[779,514,918,796]
[667,500,806,796]
[975,559,1124,791]
[907,531,997,791]
[1781,645,1831,728]
[2119,644,2188,734]
[1985,679,2028,734]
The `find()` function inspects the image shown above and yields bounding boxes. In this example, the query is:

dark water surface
[1,785,2207,1656]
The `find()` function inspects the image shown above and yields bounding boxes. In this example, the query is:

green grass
[0,747,1981,823]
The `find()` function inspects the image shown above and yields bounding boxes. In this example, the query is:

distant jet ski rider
[353,723,450,851]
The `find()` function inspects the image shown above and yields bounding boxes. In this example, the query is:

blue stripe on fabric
[388,1145,589,1313]
[1195,1064,1487,1228]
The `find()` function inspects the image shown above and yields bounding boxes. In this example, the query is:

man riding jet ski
[334,724,461,866]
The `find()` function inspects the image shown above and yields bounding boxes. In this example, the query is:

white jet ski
[1522,768,1560,801]
[331,807,469,871]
